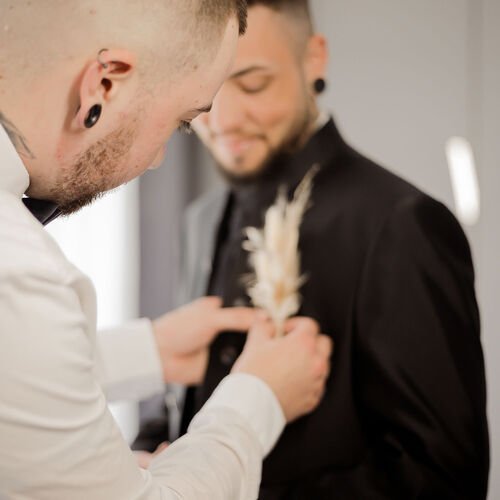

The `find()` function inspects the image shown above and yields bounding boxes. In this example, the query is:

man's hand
[152,297,257,384]
[232,317,333,422]
[135,442,169,469]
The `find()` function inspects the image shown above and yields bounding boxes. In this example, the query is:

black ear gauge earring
[84,104,102,128]
[313,78,326,94]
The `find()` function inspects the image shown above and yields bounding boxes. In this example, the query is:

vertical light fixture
[445,136,481,226]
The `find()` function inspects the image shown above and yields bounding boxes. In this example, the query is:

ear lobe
[75,49,136,129]
[304,34,328,92]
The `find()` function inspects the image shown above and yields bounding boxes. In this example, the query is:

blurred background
[46,0,499,497]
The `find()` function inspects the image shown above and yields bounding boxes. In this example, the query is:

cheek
[147,114,176,142]
[250,79,303,131]
[139,97,179,144]
[254,99,293,129]
[124,136,164,178]
[135,117,176,156]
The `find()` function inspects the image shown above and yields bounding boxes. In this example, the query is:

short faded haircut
[163,0,248,81]
[248,0,311,24]
[202,0,248,35]
[247,0,313,42]
[0,0,248,87]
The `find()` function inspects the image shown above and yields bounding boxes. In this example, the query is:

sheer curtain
[46,180,141,444]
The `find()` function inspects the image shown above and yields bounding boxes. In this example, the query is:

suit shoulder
[330,145,424,207]
[316,143,462,248]
[386,192,472,264]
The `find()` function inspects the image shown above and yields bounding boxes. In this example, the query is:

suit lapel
[185,188,230,302]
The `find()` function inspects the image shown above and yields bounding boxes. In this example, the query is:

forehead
[168,18,240,111]
[233,6,296,69]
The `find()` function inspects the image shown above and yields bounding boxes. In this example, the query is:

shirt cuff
[97,318,165,402]
[191,373,286,457]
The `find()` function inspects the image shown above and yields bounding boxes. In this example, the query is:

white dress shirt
[0,124,285,500]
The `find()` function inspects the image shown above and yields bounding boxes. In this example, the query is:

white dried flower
[243,164,319,336]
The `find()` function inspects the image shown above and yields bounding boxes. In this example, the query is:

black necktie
[22,198,61,226]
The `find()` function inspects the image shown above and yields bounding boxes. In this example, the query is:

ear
[75,49,136,128]
[302,34,328,93]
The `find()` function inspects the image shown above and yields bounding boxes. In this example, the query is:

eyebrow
[229,65,270,79]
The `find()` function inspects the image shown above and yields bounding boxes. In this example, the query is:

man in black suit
[135,1,489,497]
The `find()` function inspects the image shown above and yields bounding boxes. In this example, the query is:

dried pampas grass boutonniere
[242,164,320,337]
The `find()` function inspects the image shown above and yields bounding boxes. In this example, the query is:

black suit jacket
[139,119,489,499]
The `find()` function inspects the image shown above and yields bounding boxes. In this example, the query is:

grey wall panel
[478,1,500,497]
[139,133,194,319]
[312,0,468,208]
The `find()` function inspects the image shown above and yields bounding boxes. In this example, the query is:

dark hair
[247,0,310,16]
[246,0,312,34]
[203,0,248,35]
[236,0,248,34]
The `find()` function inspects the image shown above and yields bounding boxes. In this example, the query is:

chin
[223,162,262,177]
[220,153,267,175]
[215,160,268,186]
[226,162,256,175]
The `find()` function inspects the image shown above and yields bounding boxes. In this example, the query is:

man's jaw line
[211,112,317,184]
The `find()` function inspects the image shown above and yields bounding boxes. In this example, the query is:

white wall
[47,181,141,444]
[313,0,467,207]
[311,0,499,495]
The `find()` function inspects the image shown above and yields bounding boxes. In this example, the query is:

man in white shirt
[0,1,332,499]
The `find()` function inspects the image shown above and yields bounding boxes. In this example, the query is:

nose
[209,85,244,134]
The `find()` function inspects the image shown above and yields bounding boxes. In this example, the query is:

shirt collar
[0,124,61,225]
[0,124,30,197]
[312,111,330,134]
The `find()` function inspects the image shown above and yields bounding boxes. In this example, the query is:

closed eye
[237,74,272,95]
[240,83,269,94]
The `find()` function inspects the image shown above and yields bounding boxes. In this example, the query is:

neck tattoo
[0,110,36,159]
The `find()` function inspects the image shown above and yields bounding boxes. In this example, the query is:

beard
[50,120,138,216]
[213,101,316,187]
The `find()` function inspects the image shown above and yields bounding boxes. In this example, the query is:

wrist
[151,316,171,381]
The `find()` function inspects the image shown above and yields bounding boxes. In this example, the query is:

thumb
[245,319,275,348]
[153,442,170,456]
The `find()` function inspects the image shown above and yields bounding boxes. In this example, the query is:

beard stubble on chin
[214,99,316,186]
[52,120,138,216]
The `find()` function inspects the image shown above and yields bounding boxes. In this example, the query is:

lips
[216,136,259,156]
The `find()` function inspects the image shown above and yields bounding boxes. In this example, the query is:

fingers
[245,319,276,347]
[284,316,320,337]
[191,296,223,311]
[298,376,327,416]
[316,334,333,358]
[134,450,154,469]
[200,296,223,306]
[214,306,263,332]
[284,318,332,360]
[312,335,332,382]
[312,384,326,409]
[153,442,169,456]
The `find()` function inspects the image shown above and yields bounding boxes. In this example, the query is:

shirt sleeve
[149,375,285,499]
[97,319,165,402]
[0,265,285,500]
